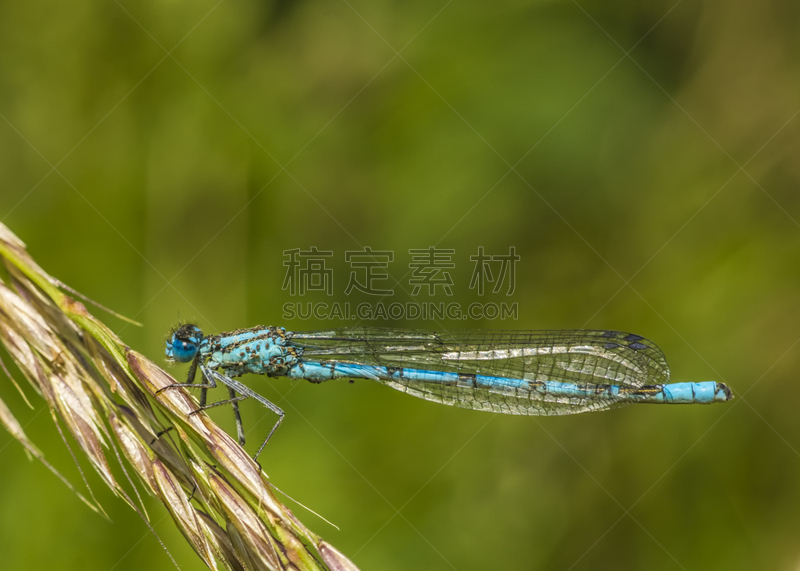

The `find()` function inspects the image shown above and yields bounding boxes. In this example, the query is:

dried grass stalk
[0,222,359,571]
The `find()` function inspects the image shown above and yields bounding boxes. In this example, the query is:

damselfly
[164,325,732,459]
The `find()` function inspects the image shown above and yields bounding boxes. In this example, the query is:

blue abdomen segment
[284,361,731,405]
[635,381,731,404]
[286,361,535,389]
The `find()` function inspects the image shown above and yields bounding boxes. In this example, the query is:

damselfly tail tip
[715,382,733,402]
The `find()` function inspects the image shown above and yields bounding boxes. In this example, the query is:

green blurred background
[1,0,799,569]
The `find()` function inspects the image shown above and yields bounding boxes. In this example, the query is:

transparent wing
[290,328,671,416]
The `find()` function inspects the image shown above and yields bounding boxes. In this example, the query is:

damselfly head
[165,323,204,363]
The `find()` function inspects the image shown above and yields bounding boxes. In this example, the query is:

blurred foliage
[1,0,799,569]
